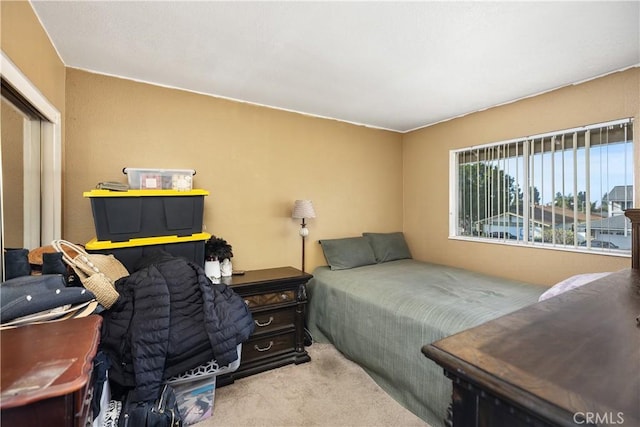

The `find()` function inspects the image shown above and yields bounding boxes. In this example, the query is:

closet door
[1,53,62,281]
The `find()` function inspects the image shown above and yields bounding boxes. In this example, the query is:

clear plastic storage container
[123,168,196,191]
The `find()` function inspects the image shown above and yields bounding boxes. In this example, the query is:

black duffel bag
[118,384,182,427]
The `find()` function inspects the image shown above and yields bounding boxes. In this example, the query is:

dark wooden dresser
[218,266,312,386]
[0,315,103,427]
[423,209,640,427]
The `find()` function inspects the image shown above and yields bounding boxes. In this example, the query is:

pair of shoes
[4,248,31,280]
[42,252,68,278]
[4,249,67,281]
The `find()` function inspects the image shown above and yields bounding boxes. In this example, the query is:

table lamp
[292,200,316,273]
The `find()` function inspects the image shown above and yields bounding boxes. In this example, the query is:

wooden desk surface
[0,315,102,409]
[423,269,640,426]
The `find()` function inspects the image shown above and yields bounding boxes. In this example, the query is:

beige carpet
[198,343,430,427]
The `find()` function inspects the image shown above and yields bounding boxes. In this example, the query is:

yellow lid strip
[83,189,209,197]
[85,232,211,250]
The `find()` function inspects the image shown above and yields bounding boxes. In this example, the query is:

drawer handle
[84,387,94,406]
[244,299,250,306]
[280,293,289,300]
[255,316,274,327]
[254,341,274,352]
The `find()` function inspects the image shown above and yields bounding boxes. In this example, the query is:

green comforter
[307,259,546,426]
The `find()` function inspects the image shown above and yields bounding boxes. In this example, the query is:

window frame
[449,118,634,257]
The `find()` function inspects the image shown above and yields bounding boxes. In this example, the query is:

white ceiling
[31,1,640,133]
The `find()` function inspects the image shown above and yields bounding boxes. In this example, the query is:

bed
[306,232,548,427]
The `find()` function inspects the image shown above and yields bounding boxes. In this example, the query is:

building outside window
[450,118,634,253]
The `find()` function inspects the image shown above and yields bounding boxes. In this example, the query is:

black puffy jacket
[100,252,254,402]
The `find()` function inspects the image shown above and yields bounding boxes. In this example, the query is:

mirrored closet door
[1,96,41,250]
[1,52,62,281]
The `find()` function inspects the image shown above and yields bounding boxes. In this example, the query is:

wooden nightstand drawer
[74,365,94,425]
[252,307,295,335]
[216,267,312,387]
[75,382,94,426]
[242,332,295,364]
[243,290,295,308]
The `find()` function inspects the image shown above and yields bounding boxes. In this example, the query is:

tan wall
[403,68,640,286]
[64,69,404,272]
[1,1,66,110]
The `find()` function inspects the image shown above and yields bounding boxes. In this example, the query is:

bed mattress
[307,259,546,426]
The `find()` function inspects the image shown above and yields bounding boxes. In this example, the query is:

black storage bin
[84,189,208,242]
[85,233,209,272]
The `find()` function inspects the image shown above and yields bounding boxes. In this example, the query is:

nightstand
[217,266,312,386]
[0,316,103,427]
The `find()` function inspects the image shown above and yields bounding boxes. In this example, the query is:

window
[451,118,634,253]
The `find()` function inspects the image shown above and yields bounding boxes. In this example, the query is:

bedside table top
[222,266,312,288]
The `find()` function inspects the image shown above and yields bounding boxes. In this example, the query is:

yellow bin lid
[86,232,211,250]
[83,189,209,197]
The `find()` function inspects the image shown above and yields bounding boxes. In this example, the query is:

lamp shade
[292,200,316,219]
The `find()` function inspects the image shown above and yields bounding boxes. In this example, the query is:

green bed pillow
[319,237,377,270]
[363,232,412,263]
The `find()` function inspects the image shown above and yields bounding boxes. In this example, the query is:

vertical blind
[453,118,634,252]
